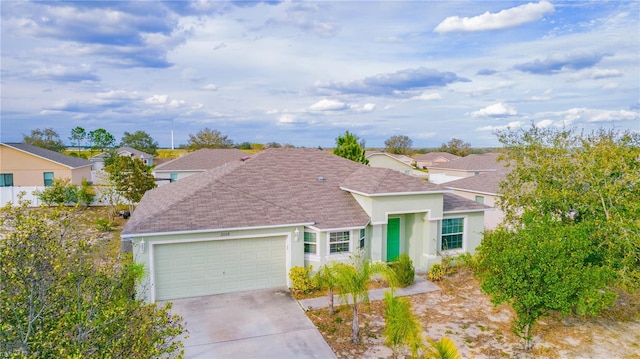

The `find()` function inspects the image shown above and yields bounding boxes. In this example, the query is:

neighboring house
[414,152,460,169]
[153,148,249,183]
[426,153,503,184]
[444,170,508,230]
[366,151,428,179]
[122,148,488,303]
[0,142,93,205]
[89,147,154,172]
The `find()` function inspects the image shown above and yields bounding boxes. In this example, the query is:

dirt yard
[304,269,640,359]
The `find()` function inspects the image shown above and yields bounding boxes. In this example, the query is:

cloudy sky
[1,1,638,149]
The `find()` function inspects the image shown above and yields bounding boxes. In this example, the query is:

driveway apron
[168,288,337,359]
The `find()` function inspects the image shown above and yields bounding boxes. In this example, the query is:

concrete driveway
[169,288,337,359]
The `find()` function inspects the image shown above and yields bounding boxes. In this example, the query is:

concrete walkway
[297,276,440,311]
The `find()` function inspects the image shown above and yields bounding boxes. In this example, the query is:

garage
[153,236,287,301]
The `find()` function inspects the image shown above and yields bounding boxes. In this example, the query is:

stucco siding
[368,155,413,174]
[0,146,78,186]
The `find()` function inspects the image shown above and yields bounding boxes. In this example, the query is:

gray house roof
[154,148,248,172]
[2,142,92,169]
[90,147,153,161]
[428,152,505,172]
[124,148,483,236]
[444,170,508,195]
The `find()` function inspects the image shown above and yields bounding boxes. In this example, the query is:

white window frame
[359,228,366,252]
[328,231,350,256]
[439,217,466,253]
[304,230,318,256]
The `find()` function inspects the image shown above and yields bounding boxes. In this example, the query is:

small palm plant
[383,289,424,358]
[314,263,338,315]
[425,336,461,359]
[333,255,395,344]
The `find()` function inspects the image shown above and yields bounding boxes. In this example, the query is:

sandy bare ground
[305,269,640,359]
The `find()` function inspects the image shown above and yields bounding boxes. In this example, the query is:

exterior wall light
[139,239,145,254]
[294,228,300,242]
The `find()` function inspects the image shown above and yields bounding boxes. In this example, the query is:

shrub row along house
[122,148,488,303]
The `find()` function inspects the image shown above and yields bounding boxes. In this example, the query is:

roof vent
[317,176,326,182]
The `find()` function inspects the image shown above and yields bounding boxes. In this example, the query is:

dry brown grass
[305,269,640,359]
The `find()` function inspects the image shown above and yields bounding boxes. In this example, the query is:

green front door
[386,218,400,261]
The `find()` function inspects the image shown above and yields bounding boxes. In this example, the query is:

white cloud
[278,113,297,124]
[471,103,518,117]
[201,84,218,91]
[569,68,624,80]
[435,1,554,33]
[145,95,168,105]
[535,119,554,128]
[309,99,349,111]
[412,92,442,101]
[476,121,525,132]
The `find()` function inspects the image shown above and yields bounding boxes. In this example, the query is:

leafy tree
[69,126,87,150]
[23,128,66,152]
[186,128,233,151]
[438,138,471,157]
[384,135,413,155]
[0,198,185,357]
[37,178,95,207]
[265,142,282,149]
[314,263,339,315]
[235,142,253,150]
[89,128,116,152]
[496,126,640,289]
[333,131,369,165]
[120,130,159,156]
[105,155,156,211]
[475,126,639,350]
[383,290,424,358]
[333,256,394,344]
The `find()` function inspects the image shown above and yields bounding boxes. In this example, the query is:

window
[359,228,366,250]
[475,195,484,204]
[0,173,14,187]
[329,231,350,254]
[43,172,54,187]
[441,218,464,251]
[170,173,178,182]
[304,231,317,255]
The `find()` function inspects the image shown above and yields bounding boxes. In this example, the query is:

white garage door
[154,236,286,301]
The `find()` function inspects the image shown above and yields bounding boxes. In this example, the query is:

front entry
[386,217,400,261]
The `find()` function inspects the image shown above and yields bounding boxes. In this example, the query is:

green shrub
[76,178,96,206]
[95,218,115,232]
[389,254,415,287]
[428,263,446,281]
[289,266,316,293]
[38,178,95,206]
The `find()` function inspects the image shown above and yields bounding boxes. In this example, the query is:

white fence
[0,187,44,207]
[0,186,117,208]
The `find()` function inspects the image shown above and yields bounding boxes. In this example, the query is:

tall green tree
[23,128,65,152]
[89,128,116,152]
[69,126,87,150]
[475,126,639,350]
[384,135,413,155]
[186,128,233,151]
[333,131,369,165]
[333,257,394,344]
[438,138,471,157]
[120,130,159,156]
[0,198,185,357]
[105,156,156,211]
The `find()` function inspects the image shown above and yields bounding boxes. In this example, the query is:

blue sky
[1,1,638,149]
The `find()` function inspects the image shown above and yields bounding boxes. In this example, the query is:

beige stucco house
[122,148,487,303]
[414,152,460,169]
[153,148,248,184]
[426,153,503,184]
[366,151,428,179]
[0,142,93,187]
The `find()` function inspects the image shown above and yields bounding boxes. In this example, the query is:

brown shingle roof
[123,148,455,236]
[428,153,504,171]
[414,152,461,162]
[444,170,507,195]
[443,193,490,212]
[153,148,248,172]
